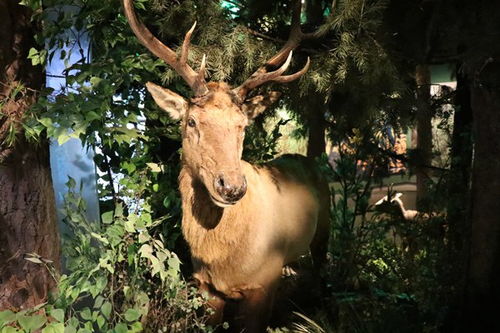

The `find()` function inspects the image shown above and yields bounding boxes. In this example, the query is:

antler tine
[122,0,208,96]
[198,54,207,78]
[236,54,311,98]
[233,0,308,99]
[180,22,196,65]
[237,51,293,95]
[234,0,335,99]
[272,57,310,83]
[192,54,207,92]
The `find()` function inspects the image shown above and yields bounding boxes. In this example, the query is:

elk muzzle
[213,174,247,205]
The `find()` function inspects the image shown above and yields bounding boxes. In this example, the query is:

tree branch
[378,147,449,172]
[244,27,284,44]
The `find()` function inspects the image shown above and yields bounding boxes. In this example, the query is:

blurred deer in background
[375,192,419,220]
[122,0,330,331]
[374,191,447,255]
[374,192,420,253]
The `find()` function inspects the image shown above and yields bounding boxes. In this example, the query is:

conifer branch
[244,27,285,44]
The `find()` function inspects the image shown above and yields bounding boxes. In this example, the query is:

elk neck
[179,166,225,230]
[178,166,252,264]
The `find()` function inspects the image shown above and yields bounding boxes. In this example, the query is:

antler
[122,0,208,96]
[234,0,327,99]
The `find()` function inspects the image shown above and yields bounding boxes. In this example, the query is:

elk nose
[214,175,247,203]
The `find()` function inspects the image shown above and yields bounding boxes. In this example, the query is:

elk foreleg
[310,200,330,272]
[198,281,226,327]
[227,282,278,333]
[310,177,331,273]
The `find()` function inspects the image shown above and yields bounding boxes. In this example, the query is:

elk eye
[187,118,196,127]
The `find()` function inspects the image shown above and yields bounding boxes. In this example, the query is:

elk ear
[242,91,282,119]
[146,82,188,120]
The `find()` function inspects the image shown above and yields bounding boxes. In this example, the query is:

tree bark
[304,0,327,159]
[0,0,60,310]
[306,92,326,159]
[443,64,473,331]
[461,59,500,332]
[415,64,433,209]
[448,66,473,231]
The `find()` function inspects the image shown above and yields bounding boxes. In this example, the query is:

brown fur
[148,81,330,332]
[180,155,329,332]
[121,2,329,328]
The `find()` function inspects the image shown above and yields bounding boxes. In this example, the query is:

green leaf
[123,309,140,322]
[114,203,124,218]
[93,296,104,309]
[80,308,92,321]
[98,257,115,273]
[124,219,135,233]
[96,315,105,329]
[168,255,180,273]
[124,309,141,322]
[0,310,16,324]
[90,232,109,245]
[138,232,150,244]
[50,308,64,323]
[65,177,76,189]
[76,329,92,333]
[42,323,65,333]
[101,211,114,224]
[121,162,136,174]
[38,117,53,128]
[114,323,127,333]
[89,77,102,87]
[27,47,40,65]
[138,244,153,258]
[162,195,171,209]
[0,327,19,333]
[128,322,143,333]
[101,302,112,319]
[146,163,161,173]
[84,111,101,122]
[17,314,46,331]
[64,326,77,333]
[106,225,125,246]
[57,133,72,145]
[64,317,78,333]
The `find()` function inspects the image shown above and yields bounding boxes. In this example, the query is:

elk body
[374,192,447,254]
[375,192,419,221]
[122,1,330,331]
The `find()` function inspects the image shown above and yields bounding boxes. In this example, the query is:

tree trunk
[461,59,500,332]
[448,66,473,234]
[443,64,473,331]
[0,0,60,310]
[304,0,327,159]
[415,64,433,209]
[306,93,326,159]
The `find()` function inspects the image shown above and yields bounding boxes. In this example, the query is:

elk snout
[214,174,247,203]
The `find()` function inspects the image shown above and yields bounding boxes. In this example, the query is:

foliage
[0,179,209,333]
[5,0,462,332]
[0,179,210,332]
[320,139,451,332]
[243,115,292,163]
[0,83,30,149]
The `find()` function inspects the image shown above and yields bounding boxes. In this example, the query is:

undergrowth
[0,179,211,333]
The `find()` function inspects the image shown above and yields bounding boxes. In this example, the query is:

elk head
[122,0,312,207]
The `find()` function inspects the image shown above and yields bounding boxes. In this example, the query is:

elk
[374,192,447,254]
[374,192,419,221]
[122,0,330,331]
[373,192,417,255]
